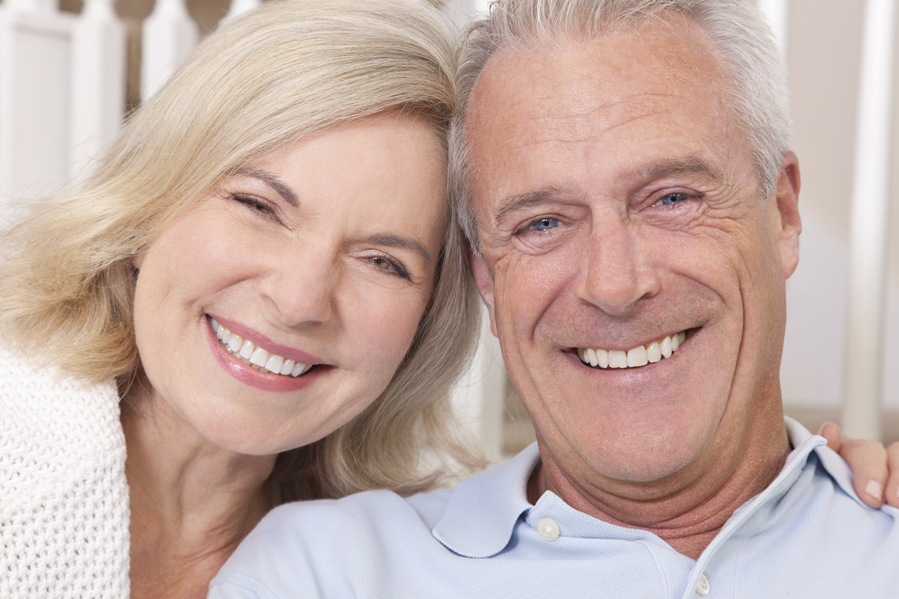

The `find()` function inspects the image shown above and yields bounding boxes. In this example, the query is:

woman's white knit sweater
[0,346,130,598]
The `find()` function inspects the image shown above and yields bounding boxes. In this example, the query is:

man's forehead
[465,19,737,215]
[468,17,727,134]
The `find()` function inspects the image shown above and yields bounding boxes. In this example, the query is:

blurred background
[2,0,897,462]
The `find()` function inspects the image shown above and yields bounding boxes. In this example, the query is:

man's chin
[541,418,717,494]
[582,440,706,488]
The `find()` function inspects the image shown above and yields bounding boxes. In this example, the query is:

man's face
[467,18,801,489]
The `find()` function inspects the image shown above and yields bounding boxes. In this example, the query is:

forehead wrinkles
[467,22,734,159]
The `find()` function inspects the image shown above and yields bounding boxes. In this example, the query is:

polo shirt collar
[432,418,869,559]
[785,417,870,510]
[432,443,540,558]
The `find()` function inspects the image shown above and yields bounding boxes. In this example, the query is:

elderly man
[210,1,899,596]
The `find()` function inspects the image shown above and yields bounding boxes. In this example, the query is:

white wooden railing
[0,0,895,455]
[842,0,897,441]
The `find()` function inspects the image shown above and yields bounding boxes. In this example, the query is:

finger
[817,421,843,453]
[839,439,888,508]
[886,442,899,509]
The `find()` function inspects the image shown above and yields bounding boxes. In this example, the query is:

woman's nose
[257,245,338,327]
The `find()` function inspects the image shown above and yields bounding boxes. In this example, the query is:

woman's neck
[121,395,277,599]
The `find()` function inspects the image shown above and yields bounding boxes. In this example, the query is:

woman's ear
[131,246,146,270]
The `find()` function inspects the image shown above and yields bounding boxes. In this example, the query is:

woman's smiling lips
[206,314,329,392]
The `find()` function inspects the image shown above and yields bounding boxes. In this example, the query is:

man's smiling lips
[576,330,689,369]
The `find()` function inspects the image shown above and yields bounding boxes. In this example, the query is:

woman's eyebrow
[231,167,299,207]
[368,234,434,266]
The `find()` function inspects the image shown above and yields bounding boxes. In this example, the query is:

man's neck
[527,416,791,560]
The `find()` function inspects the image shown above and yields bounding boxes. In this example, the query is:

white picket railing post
[7,0,58,14]
[756,0,789,58]
[0,0,74,211]
[223,0,261,23]
[69,0,126,178]
[451,306,506,464]
[442,0,489,30]
[842,0,898,441]
[141,0,197,101]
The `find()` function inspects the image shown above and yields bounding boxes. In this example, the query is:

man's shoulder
[267,487,440,537]
[209,445,542,598]
[209,489,441,598]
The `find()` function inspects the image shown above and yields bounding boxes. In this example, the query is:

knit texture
[0,347,130,598]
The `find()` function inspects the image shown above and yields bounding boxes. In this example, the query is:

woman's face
[131,113,447,454]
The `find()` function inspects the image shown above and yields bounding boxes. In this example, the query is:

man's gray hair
[452,0,792,254]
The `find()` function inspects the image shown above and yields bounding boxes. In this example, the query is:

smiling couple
[1,0,898,598]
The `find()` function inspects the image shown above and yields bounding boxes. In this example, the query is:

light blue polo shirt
[209,419,899,598]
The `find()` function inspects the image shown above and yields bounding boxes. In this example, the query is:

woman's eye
[658,193,689,206]
[531,217,560,232]
[368,256,391,270]
[233,194,274,215]
[366,255,410,279]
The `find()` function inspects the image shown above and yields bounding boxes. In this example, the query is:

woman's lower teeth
[210,317,313,377]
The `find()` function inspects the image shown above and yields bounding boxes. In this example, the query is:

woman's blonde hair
[0,0,482,500]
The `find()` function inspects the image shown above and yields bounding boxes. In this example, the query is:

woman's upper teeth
[578,331,687,369]
[210,318,313,377]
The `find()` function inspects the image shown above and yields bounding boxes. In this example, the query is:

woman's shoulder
[0,345,130,599]
[0,345,123,452]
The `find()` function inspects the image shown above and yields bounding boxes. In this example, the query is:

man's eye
[658,193,689,206]
[531,218,560,231]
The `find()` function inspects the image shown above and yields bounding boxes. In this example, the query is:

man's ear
[469,248,499,338]
[772,151,802,279]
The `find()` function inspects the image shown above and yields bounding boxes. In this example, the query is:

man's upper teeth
[210,318,312,377]
[578,331,687,369]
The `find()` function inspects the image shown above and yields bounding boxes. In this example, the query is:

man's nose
[257,244,337,326]
[574,216,660,316]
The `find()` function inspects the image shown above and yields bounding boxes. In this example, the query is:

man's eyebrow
[230,167,299,207]
[368,234,434,266]
[491,158,725,228]
[494,189,561,229]
[636,156,726,185]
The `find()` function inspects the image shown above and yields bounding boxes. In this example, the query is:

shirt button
[537,518,560,541]
[695,574,710,596]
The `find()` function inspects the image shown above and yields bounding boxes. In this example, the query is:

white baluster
[223,0,260,23]
[442,0,490,30]
[842,0,898,441]
[7,0,58,15]
[756,0,789,58]
[69,0,126,178]
[141,0,197,101]
[0,0,73,207]
[451,305,506,464]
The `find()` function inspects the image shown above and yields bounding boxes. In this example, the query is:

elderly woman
[0,1,479,596]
